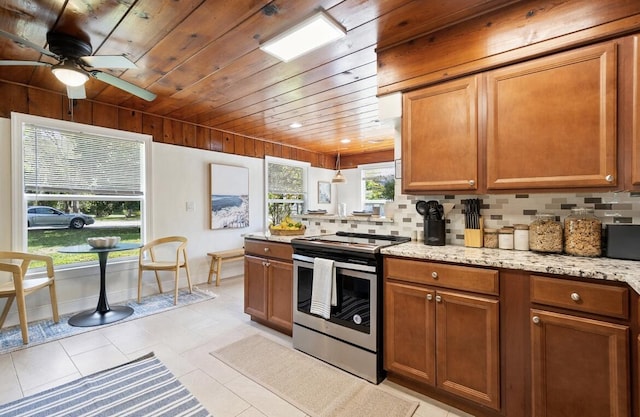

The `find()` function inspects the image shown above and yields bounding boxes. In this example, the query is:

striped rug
[0,352,211,417]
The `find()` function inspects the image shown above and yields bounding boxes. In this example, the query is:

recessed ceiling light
[340,138,351,144]
[289,122,302,128]
[260,10,346,62]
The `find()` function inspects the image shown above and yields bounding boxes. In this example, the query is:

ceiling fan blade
[0,60,51,67]
[81,55,137,69]
[90,70,156,102]
[0,29,58,59]
[67,85,86,99]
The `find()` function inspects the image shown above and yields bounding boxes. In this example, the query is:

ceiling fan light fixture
[52,61,89,87]
[260,10,346,62]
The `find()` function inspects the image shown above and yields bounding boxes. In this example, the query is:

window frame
[360,162,396,208]
[10,112,152,262]
[264,156,309,225]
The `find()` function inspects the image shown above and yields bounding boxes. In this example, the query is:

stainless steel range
[291,232,410,384]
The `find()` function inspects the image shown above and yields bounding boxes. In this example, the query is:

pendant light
[332,152,346,183]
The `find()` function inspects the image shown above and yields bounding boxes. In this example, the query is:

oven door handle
[293,254,376,274]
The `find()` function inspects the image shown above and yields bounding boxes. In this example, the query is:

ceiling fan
[0,29,156,101]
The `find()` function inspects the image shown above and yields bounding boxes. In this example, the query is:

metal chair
[138,236,193,305]
[0,251,59,344]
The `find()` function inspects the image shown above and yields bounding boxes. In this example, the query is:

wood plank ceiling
[0,0,516,157]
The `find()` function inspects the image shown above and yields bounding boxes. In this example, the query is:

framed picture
[318,181,331,204]
[210,164,249,229]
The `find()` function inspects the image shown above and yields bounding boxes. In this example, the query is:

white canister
[498,228,514,250]
[513,224,530,251]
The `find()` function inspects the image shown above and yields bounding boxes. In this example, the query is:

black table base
[68,305,134,327]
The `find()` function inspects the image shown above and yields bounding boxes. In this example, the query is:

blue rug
[0,352,211,416]
[0,287,216,355]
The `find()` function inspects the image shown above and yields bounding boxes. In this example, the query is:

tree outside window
[362,164,395,212]
[266,158,307,225]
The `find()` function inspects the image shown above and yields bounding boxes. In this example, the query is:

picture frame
[210,164,249,229]
[318,181,331,204]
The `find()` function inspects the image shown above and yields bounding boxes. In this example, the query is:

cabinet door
[530,309,629,417]
[267,258,293,332]
[486,42,617,190]
[244,255,268,320]
[402,75,479,193]
[632,35,640,186]
[436,290,500,410]
[384,281,436,385]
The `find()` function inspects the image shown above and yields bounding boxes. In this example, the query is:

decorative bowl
[87,236,121,248]
[269,225,306,236]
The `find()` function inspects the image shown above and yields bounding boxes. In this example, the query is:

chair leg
[49,281,59,323]
[137,268,143,302]
[15,295,28,344]
[173,268,179,305]
[0,296,15,328]
[154,271,164,294]
[184,261,193,294]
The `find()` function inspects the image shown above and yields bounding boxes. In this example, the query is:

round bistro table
[59,242,141,327]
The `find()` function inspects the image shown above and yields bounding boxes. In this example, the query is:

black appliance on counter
[606,224,640,261]
[416,200,446,246]
[290,232,410,384]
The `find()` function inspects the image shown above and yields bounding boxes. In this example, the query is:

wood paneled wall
[0,81,389,169]
[377,0,640,94]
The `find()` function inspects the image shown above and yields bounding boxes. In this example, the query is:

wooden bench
[207,248,245,286]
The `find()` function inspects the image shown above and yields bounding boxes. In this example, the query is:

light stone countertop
[382,242,640,294]
[243,231,304,244]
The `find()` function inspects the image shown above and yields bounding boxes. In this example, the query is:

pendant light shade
[332,152,347,183]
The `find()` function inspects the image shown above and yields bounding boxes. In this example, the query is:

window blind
[23,123,144,196]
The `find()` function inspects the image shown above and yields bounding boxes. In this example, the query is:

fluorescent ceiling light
[260,10,346,62]
[52,61,89,87]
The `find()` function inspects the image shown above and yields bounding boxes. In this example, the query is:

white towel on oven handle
[310,257,336,319]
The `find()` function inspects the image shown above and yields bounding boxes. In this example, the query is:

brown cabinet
[530,309,629,417]
[631,35,640,188]
[244,238,293,335]
[486,42,617,190]
[402,75,480,193]
[384,258,500,410]
[530,273,631,417]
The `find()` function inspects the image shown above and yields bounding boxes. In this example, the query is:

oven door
[293,255,378,352]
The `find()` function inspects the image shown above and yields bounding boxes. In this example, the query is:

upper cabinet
[402,75,479,193]
[486,43,617,190]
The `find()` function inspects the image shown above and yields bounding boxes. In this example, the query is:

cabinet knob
[264,247,270,253]
[426,294,433,301]
[435,295,442,303]
[570,292,581,302]
[431,271,438,279]
[468,179,475,186]
[605,174,614,182]
[532,316,540,324]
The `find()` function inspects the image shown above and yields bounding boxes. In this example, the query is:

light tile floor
[0,276,473,417]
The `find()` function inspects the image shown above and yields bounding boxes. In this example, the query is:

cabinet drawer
[245,239,293,262]
[530,275,629,319]
[385,257,498,295]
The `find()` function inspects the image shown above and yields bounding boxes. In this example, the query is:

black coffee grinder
[416,200,446,246]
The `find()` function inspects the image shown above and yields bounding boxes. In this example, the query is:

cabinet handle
[264,247,270,253]
[605,174,614,182]
[431,271,438,279]
[435,295,442,303]
[570,292,581,302]
[532,316,540,324]
[468,179,475,186]
[426,294,433,301]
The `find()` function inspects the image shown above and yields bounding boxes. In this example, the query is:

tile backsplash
[304,190,640,246]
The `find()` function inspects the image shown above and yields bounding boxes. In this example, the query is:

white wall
[0,116,343,326]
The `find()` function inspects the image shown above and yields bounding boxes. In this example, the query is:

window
[11,113,151,268]
[265,156,308,226]
[361,163,395,211]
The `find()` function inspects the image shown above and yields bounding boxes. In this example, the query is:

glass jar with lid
[483,228,498,248]
[498,227,514,250]
[513,224,529,251]
[529,213,563,253]
[564,207,601,257]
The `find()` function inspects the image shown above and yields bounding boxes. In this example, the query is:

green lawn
[28,226,141,267]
